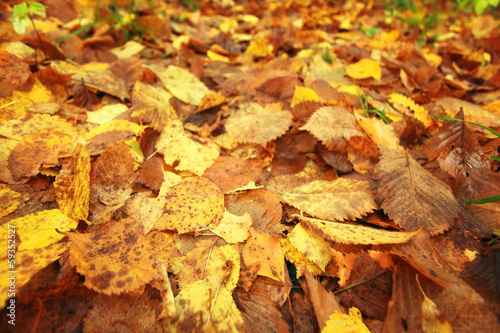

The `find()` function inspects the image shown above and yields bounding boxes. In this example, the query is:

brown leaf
[375,149,459,235]
[234,281,290,333]
[304,271,342,329]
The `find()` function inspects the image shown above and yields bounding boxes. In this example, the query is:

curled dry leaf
[297,215,420,245]
[375,149,459,235]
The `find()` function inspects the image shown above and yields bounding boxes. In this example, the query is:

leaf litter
[0,0,500,332]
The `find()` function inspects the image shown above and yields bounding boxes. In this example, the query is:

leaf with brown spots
[54,144,90,221]
[242,228,285,282]
[0,183,27,218]
[154,176,224,234]
[67,218,167,295]
[8,127,75,181]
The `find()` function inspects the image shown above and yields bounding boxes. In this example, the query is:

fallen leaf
[375,149,459,235]
[155,118,220,176]
[274,178,376,221]
[67,218,166,295]
[346,58,382,80]
[288,222,332,271]
[225,102,293,146]
[0,184,27,218]
[243,228,285,282]
[322,307,370,333]
[154,176,224,234]
[301,106,366,150]
[54,144,90,221]
[210,210,252,244]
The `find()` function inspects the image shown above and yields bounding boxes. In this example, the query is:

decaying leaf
[375,149,459,235]
[54,143,90,221]
[154,176,224,234]
[243,228,285,282]
[0,184,27,218]
[67,218,166,295]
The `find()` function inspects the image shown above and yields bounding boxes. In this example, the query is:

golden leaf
[130,81,175,131]
[375,149,459,235]
[84,119,145,141]
[322,307,371,333]
[0,184,27,218]
[11,209,77,251]
[210,210,252,244]
[154,177,224,234]
[86,104,128,124]
[155,118,220,176]
[146,65,211,105]
[291,86,319,107]
[416,275,453,333]
[346,58,382,80]
[288,223,332,271]
[0,113,76,141]
[225,102,293,146]
[281,238,322,278]
[171,278,245,332]
[67,218,165,295]
[0,241,70,308]
[300,106,366,150]
[243,228,285,282]
[275,178,376,221]
[54,144,90,221]
[354,112,402,150]
[296,215,420,245]
[388,93,433,127]
[8,127,74,181]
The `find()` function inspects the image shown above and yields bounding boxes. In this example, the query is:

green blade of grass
[463,196,500,204]
[432,115,500,138]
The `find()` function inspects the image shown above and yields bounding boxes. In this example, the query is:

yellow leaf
[300,106,366,150]
[155,118,220,176]
[11,209,77,251]
[281,238,322,278]
[291,86,319,107]
[67,218,165,295]
[0,184,27,218]
[243,228,285,282]
[346,59,381,80]
[10,78,52,114]
[0,113,77,141]
[207,50,230,63]
[172,278,245,332]
[388,93,433,127]
[245,38,273,58]
[86,104,129,124]
[322,307,371,333]
[275,179,376,221]
[416,275,453,333]
[84,119,145,141]
[295,215,421,245]
[289,223,332,271]
[154,177,224,234]
[354,112,402,150]
[210,210,252,244]
[54,144,90,221]
[146,65,211,105]
[131,81,175,131]
[0,241,70,308]
[225,103,293,146]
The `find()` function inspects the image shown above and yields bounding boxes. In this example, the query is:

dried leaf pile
[1,0,500,332]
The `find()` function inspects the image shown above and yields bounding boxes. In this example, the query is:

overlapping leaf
[375,149,459,235]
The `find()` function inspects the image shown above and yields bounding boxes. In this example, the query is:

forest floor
[0,0,500,332]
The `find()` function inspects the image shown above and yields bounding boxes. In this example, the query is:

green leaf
[11,1,46,35]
